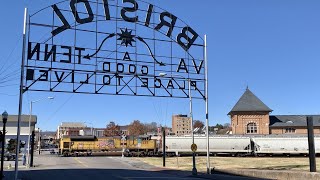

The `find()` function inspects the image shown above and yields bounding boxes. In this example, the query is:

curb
[215,168,320,180]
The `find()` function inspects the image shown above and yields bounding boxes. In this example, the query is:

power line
[0,35,22,75]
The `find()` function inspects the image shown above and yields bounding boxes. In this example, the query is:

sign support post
[307,116,316,172]
[190,78,197,176]
[15,7,28,180]
[205,34,211,174]
[162,129,166,167]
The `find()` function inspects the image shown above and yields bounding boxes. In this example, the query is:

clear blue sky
[0,0,320,131]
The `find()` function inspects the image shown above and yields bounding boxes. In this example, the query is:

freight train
[59,135,320,157]
[163,135,320,156]
[59,135,157,156]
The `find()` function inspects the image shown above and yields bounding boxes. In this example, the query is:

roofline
[228,110,273,115]
[270,125,320,128]
[270,115,320,116]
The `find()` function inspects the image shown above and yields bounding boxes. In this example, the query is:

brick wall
[231,111,270,135]
[270,127,320,134]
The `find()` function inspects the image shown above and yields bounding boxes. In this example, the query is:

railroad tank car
[252,136,320,155]
[163,135,252,156]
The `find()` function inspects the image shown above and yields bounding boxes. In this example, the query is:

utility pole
[307,116,316,172]
[38,128,41,155]
[30,131,35,167]
[1,111,8,180]
[15,8,28,180]
[162,128,166,167]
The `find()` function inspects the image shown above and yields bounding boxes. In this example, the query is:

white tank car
[164,135,252,155]
[252,136,320,155]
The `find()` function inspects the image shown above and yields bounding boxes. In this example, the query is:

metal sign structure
[15,0,211,179]
[25,0,206,99]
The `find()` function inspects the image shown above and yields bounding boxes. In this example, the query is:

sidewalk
[150,167,265,180]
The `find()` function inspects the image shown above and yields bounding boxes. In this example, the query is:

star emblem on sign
[117,28,136,47]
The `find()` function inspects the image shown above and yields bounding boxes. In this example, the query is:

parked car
[1,152,16,161]
[50,149,56,154]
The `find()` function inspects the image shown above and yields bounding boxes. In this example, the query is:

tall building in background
[172,114,191,136]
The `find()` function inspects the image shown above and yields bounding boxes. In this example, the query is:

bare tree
[223,123,231,129]
[144,122,158,133]
[104,121,120,136]
[193,120,204,129]
[128,120,145,136]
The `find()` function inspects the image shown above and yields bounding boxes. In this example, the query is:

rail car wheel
[148,151,153,157]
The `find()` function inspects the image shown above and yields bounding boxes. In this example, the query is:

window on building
[246,123,257,134]
[285,128,296,134]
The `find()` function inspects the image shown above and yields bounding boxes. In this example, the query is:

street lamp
[27,97,54,167]
[159,73,197,175]
[1,111,8,179]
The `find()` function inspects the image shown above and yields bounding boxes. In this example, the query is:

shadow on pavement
[3,168,267,180]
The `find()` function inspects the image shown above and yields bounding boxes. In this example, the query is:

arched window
[247,123,257,134]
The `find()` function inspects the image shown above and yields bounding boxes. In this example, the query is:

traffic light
[20,141,26,148]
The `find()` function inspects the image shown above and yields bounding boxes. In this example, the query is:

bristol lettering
[25,0,206,99]
[51,0,198,51]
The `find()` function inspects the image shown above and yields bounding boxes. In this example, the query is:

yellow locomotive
[59,135,157,156]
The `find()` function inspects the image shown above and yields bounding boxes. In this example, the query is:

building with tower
[229,88,320,135]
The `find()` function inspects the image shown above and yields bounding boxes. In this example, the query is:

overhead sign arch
[25,0,206,99]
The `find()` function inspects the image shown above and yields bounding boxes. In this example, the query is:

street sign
[121,135,126,146]
[121,135,126,141]
[191,143,197,152]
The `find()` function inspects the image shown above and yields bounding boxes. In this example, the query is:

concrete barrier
[216,169,320,180]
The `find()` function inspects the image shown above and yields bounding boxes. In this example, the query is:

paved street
[2,152,263,180]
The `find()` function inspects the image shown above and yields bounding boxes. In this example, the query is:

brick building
[172,114,191,136]
[229,88,320,135]
[57,122,86,139]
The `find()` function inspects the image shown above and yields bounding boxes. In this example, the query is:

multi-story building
[56,122,86,139]
[172,114,191,136]
[93,128,106,137]
[0,115,37,151]
[229,88,320,135]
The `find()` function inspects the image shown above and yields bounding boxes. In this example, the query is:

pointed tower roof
[228,88,272,115]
